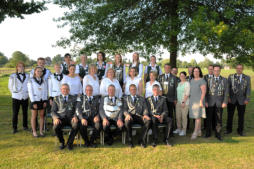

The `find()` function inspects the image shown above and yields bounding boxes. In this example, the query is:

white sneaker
[173,129,181,134]
[179,130,186,136]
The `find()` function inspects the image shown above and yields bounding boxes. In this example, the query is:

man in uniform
[225,64,251,136]
[205,65,228,140]
[77,85,101,147]
[123,84,151,148]
[99,85,124,145]
[146,84,173,147]
[51,83,79,150]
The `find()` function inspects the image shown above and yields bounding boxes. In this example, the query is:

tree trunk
[169,0,179,68]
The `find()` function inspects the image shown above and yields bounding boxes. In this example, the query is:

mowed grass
[1,69,254,169]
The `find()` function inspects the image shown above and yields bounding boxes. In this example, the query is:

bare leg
[31,110,38,136]
[39,109,45,135]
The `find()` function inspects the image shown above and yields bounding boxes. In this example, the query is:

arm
[143,66,148,84]
[173,76,178,102]
[138,63,143,79]
[99,97,107,120]
[183,82,190,103]
[123,97,130,117]
[161,98,168,118]
[245,76,251,103]
[200,84,206,107]
[138,79,143,96]
[42,81,48,101]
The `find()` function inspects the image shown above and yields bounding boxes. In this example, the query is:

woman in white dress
[61,64,82,97]
[128,52,143,79]
[100,68,123,98]
[83,64,100,96]
[27,66,48,137]
[124,67,143,96]
[145,71,162,98]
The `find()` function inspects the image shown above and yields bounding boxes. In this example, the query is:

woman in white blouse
[61,64,82,96]
[145,71,162,98]
[128,52,143,79]
[83,64,100,96]
[124,67,143,96]
[27,66,48,137]
[100,68,123,98]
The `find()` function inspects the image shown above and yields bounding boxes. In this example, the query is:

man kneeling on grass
[51,83,79,150]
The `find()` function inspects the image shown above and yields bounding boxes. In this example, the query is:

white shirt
[27,78,48,102]
[61,75,82,95]
[83,74,100,96]
[8,73,29,100]
[145,80,162,98]
[30,68,51,82]
[48,74,65,97]
[75,63,89,74]
[144,63,163,75]
[100,78,123,98]
[129,62,143,79]
[124,76,142,95]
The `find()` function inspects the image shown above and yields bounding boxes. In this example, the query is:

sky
[0,3,219,63]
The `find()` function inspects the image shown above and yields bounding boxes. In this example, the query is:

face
[115,54,121,64]
[150,56,156,64]
[108,86,115,97]
[208,66,213,75]
[37,59,45,68]
[149,73,156,81]
[133,53,138,62]
[17,64,24,73]
[152,86,159,96]
[107,69,114,79]
[180,73,186,82]
[54,65,61,73]
[172,68,178,76]
[213,67,221,77]
[81,55,87,64]
[129,86,137,96]
[85,86,93,96]
[193,68,200,78]
[35,68,43,78]
[236,65,243,74]
[90,66,97,75]
[188,67,193,75]
[68,66,76,75]
[64,56,71,63]
[164,65,171,74]
[61,85,70,95]
[129,68,136,77]
[97,53,103,61]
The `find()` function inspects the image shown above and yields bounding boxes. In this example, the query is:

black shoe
[165,140,173,147]
[59,143,65,150]
[128,142,134,148]
[23,127,29,131]
[107,137,113,146]
[90,143,97,148]
[238,131,245,136]
[140,142,147,148]
[13,129,17,134]
[204,134,211,138]
[216,134,223,141]
[224,130,232,134]
[67,144,73,150]
[83,143,90,147]
[152,142,157,147]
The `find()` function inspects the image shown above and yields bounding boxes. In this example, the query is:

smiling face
[108,85,115,97]
[61,84,70,96]
[89,65,97,75]
[68,65,76,75]
[17,63,24,73]
[149,72,156,81]
[213,66,221,77]
[37,59,45,68]
[115,54,121,64]
[54,64,61,73]
[180,73,186,82]
[107,69,114,79]
[97,53,103,61]
[150,56,156,64]
[80,55,87,64]
[129,68,136,77]
[129,85,137,96]
[85,85,93,96]
[34,67,43,78]
[133,53,139,62]
[152,86,160,96]
[208,66,214,75]
[64,55,71,64]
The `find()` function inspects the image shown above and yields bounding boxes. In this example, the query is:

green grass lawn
[1,69,254,169]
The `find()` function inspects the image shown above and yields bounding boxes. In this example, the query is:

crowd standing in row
[8,52,251,150]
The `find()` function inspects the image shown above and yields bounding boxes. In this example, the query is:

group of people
[8,52,251,150]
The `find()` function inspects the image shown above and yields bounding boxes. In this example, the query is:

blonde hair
[88,64,98,74]
[16,62,25,73]
[106,68,115,78]
[149,71,157,79]
[33,66,43,78]
[128,67,138,77]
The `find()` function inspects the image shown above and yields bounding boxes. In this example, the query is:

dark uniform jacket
[123,95,149,117]
[146,96,168,118]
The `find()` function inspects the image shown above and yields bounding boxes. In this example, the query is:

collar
[149,63,157,67]
[62,94,69,100]
[86,95,93,100]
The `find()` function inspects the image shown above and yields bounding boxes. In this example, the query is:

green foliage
[52,54,63,65]
[0,52,8,66]
[0,0,47,23]
[54,0,254,68]
[4,51,30,68]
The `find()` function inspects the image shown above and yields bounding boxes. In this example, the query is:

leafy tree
[54,0,254,68]
[0,52,8,66]
[0,0,47,23]
[52,54,63,65]
[199,57,214,68]
[5,51,30,68]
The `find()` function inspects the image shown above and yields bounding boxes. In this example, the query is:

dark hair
[213,65,221,69]
[208,64,214,68]
[64,53,71,58]
[180,71,187,76]
[191,66,203,78]
[37,57,45,61]
[129,84,137,89]
[97,51,106,61]
[164,63,171,68]
[68,64,76,69]
[152,84,160,89]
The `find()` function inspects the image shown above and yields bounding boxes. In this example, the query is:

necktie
[64,96,67,103]
[133,96,137,103]
[166,75,168,81]
[89,97,92,104]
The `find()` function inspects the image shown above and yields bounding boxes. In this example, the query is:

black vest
[96,62,106,80]
[146,65,160,82]
[78,64,89,78]
[61,63,69,75]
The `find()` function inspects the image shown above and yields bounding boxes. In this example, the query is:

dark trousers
[206,105,223,136]
[53,117,79,146]
[79,118,100,144]
[166,101,175,133]
[12,98,28,130]
[204,108,216,130]
[151,116,172,143]
[226,102,246,133]
[125,115,151,144]
[103,119,123,139]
